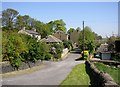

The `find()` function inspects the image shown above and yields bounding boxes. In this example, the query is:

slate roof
[41,35,62,43]
[25,30,39,35]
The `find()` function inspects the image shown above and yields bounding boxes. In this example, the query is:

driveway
[2,51,85,85]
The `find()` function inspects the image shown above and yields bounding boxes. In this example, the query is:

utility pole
[83,21,84,59]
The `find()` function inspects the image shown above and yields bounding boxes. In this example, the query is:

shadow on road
[75,57,84,61]
[71,48,81,54]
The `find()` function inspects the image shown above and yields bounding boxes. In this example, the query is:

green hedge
[2,31,50,69]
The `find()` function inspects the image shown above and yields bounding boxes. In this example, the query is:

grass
[60,63,90,86]
[94,62,120,85]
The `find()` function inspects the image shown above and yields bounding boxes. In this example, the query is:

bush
[50,43,63,59]
[2,31,28,69]
[63,40,73,50]
[44,53,53,60]
[2,31,51,68]
[112,53,120,62]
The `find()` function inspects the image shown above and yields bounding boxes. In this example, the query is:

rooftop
[25,30,39,35]
[41,35,62,43]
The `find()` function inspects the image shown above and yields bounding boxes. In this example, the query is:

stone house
[97,43,108,52]
[40,35,62,44]
[69,30,80,47]
[18,27,41,40]
[97,43,115,60]
[53,30,68,41]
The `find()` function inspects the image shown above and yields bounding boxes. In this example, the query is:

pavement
[2,51,85,85]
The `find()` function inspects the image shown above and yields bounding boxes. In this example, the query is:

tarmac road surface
[2,50,85,85]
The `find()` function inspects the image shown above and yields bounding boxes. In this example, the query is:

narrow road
[2,51,85,85]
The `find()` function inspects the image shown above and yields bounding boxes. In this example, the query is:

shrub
[50,43,63,59]
[44,53,53,60]
[112,53,120,62]
[63,40,73,50]
[2,31,51,68]
[2,31,28,68]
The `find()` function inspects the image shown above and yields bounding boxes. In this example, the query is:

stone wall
[61,48,69,58]
[85,61,119,87]
[1,60,42,74]
[90,60,120,68]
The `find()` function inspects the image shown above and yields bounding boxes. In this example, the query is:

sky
[2,2,118,38]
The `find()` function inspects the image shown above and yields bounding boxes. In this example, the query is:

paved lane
[2,52,85,85]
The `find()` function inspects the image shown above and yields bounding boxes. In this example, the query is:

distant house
[97,43,108,52]
[53,30,68,41]
[100,52,112,60]
[97,43,114,60]
[18,27,41,40]
[40,35,62,44]
[69,30,80,47]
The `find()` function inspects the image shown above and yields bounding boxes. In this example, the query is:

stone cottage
[53,30,68,41]
[18,27,41,40]
[69,29,80,47]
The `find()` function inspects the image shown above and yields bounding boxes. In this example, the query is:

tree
[47,21,54,33]
[79,26,95,54]
[2,31,28,68]
[107,36,116,51]
[67,28,74,34]
[2,8,19,29]
[33,20,51,38]
[15,15,35,30]
[15,15,24,29]
[76,27,81,32]
[53,19,66,33]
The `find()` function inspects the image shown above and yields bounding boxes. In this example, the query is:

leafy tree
[51,43,63,59]
[2,31,28,68]
[107,36,116,51]
[63,40,73,50]
[53,19,66,33]
[67,28,74,34]
[2,8,19,29]
[20,34,50,62]
[2,30,51,68]
[33,20,51,38]
[76,27,81,32]
[15,15,38,30]
[15,15,24,29]
[47,21,54,33]
[79,26,95,54]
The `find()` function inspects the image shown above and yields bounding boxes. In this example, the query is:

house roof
[55,30,64,33]
[97,43,108,52]
[40,35,62,43]
[25,30,39,35]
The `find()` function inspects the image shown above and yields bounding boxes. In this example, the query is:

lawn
[94,62,120,85]
[60,63,90,86]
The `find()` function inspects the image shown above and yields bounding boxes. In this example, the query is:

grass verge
[60,63,90,86]
[94,62,120,85]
